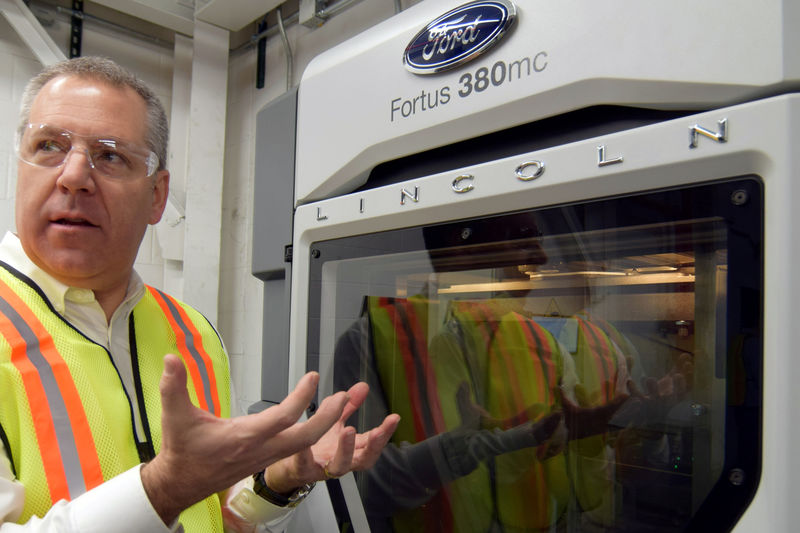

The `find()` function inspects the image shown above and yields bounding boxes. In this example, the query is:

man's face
[15,75,169,292]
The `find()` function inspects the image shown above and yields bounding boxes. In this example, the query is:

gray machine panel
[251,87,298,405]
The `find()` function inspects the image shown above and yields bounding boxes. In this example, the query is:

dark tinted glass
[307,177,762,533]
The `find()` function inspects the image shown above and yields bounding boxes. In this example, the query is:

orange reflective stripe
[400,299,447,434]
[163,291,222,416]
[493,320,523,417]
[577,319,614,402]
[522,318,557,409]
[147,287,221,415]
[0,280,104,501]
[378,298,433,440]
[375,298,425,440]
[0,308,68,503]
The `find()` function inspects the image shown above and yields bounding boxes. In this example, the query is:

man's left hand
[263,382,400,493]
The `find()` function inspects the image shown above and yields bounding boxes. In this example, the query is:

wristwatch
[252,471,315,507]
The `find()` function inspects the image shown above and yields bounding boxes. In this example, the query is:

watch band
[252,471,315,507]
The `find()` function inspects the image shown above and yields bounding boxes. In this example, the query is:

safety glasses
[15,123,159,178]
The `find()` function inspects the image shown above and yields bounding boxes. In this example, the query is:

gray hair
[18,56,169,171]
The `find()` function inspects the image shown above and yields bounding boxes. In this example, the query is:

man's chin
[35,251,108,287]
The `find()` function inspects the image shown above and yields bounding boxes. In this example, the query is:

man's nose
[56,147,97,193]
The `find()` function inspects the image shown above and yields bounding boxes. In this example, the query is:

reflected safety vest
[367,296,567,533]
[367,296,470,533]
[565,316,623,524]
[0,263,231,531]
[451,300,569,532]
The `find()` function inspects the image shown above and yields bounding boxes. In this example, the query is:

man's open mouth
[54,218,97,227]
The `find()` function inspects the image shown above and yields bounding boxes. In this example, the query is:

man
[0,56,399,532]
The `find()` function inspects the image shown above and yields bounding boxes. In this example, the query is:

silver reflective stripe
[0,296,87,497]
[155,289,216,416]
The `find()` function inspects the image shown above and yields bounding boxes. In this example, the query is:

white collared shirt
[0,232,293,532]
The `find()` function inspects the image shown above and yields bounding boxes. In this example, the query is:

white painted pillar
[154,33,193,297]
[0,0,65,65]
[168,34,193,209]
[182,21,229,323]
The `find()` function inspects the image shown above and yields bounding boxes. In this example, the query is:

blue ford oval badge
[404,0,517,75]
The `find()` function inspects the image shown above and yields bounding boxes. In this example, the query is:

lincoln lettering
[339,117,729,220]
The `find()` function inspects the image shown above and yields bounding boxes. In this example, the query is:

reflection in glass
[308,179,761,532]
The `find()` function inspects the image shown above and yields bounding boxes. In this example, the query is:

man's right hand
[140,354,351,525]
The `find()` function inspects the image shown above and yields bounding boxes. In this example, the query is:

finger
[247,381,347,468]
[326,427,356,477]
[352,413,399,451]
[656,375,674,397]
[352,414,400,470]
[282,372,321,417]
[557,387,579,413]
[627,378,644,399]
[531,412,562,443]
[340,382,369,423]
[275,391,350,452]
[254,372,321,435]
[645,377,659,398]
[250,396,350,472]
[456,381,469,405]
[456,382,477,421]
[159,354,194,418]
[538,421,567,459]
[609,391,630,410]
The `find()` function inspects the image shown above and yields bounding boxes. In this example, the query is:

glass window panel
[306,177,762,532]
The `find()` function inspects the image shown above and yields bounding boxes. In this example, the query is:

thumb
[455,382,477,427]
[627,378,644,399]
[558,386,578,413]
[456,382,472,414]
[531,411,562,443]
[160,354,192,415]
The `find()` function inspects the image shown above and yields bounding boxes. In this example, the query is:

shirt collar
[0,230,145,316]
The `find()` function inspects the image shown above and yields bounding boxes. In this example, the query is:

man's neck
[92,284,129,323]
[2,232,134,323]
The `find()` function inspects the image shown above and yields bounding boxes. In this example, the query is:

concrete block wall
[0,15,43,244]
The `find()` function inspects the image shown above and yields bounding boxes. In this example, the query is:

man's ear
[149,169,170,224]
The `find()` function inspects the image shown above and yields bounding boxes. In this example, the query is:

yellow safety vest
[367,296,568,533]
[0,263,231,531]
[368,296,478,533]
[456,303,626,527]
[566,316,623,525]
[451,300,569,533]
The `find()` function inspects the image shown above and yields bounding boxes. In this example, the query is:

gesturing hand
[141,354,353,525]
[560,388,630,441]
[263,382,401,493]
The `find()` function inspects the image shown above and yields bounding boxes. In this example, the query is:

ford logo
[403,0,517,75]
